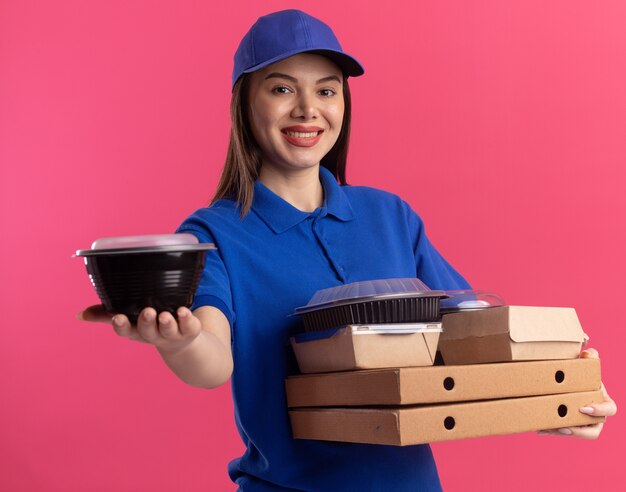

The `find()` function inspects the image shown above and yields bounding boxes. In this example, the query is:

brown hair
[211,73,353,216]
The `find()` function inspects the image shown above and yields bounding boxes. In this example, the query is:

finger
[583,403,616,417]
[568,422,604,440]
[581,401,617,418]
[157,311,180,339]
[136,308,160,343]
[537,427,586,437]
[536,429,569,437]
[580,347,599,359]
[111,314,133,337]
[78,304,115,323]
[177,307,201,337]
[112,315,150,344]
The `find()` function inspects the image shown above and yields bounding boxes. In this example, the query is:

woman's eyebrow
[264,73,342,84]
[316,75,342,84]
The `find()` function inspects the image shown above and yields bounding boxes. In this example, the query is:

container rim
[293,290,447,315]
[75,243,216,257]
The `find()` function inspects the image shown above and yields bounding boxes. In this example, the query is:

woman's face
[247,53,345,174]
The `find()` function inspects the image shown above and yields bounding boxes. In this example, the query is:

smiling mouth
[280,128,324,148]
[281,130,323,138]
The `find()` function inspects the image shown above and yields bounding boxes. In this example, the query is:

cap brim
[242,47,365,79]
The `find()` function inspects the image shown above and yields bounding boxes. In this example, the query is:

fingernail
[112,316,122,327]
[159,316,169,325]
[580,406,595,415]
[143,311,154,322]
[178,308,188,318]
[558,428,573,435]
[76,311,83,320]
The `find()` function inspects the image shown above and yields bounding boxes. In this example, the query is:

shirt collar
[251,166,354,235]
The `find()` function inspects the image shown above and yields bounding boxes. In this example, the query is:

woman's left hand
[537,348,617,439]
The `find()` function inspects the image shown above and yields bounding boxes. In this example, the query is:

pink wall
[1,1,624,490]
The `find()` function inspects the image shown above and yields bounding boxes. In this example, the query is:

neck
[258,164,324,212]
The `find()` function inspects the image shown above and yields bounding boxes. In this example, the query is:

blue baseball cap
[232,9,365,90]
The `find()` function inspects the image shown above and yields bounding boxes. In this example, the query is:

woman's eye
[271,86,292,95]
[319,89,336,97]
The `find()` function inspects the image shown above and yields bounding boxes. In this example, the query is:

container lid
[440,290,504,314]
[350,323,443,335]
[292,322,443,343]
[294,278,446,315]
[75,233,216,256]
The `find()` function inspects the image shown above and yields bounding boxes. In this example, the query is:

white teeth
[285,131,319,138]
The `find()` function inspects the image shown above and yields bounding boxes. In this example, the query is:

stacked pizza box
[286,283,604,445]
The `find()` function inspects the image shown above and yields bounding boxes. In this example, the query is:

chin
[281,153,327,169]
[285,161,322,171]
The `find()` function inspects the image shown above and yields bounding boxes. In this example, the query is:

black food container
[294,278,447,332]
[76,234,215,323]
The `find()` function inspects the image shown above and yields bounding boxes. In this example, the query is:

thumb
[78,304,115,324]
[580,347,599,359]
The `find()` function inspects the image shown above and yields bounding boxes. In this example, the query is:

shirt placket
[311,210,346,283]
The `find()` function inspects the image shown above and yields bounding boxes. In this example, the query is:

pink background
[1,1,624,490]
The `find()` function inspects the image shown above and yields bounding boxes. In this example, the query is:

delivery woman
[79,9,617,491]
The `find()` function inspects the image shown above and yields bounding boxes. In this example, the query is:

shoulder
[342,184,421,220]
[342,184,400,202]
[176,199,242,241]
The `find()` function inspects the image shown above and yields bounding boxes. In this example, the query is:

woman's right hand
[78,304,233,388]
[78,305,204,355]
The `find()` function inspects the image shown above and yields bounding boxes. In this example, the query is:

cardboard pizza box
[289,390,605,446]
[285,358,600,408]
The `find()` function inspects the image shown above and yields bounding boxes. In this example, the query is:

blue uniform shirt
[176,166,471,491]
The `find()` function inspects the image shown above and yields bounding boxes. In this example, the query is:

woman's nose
[291,92,319,120]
